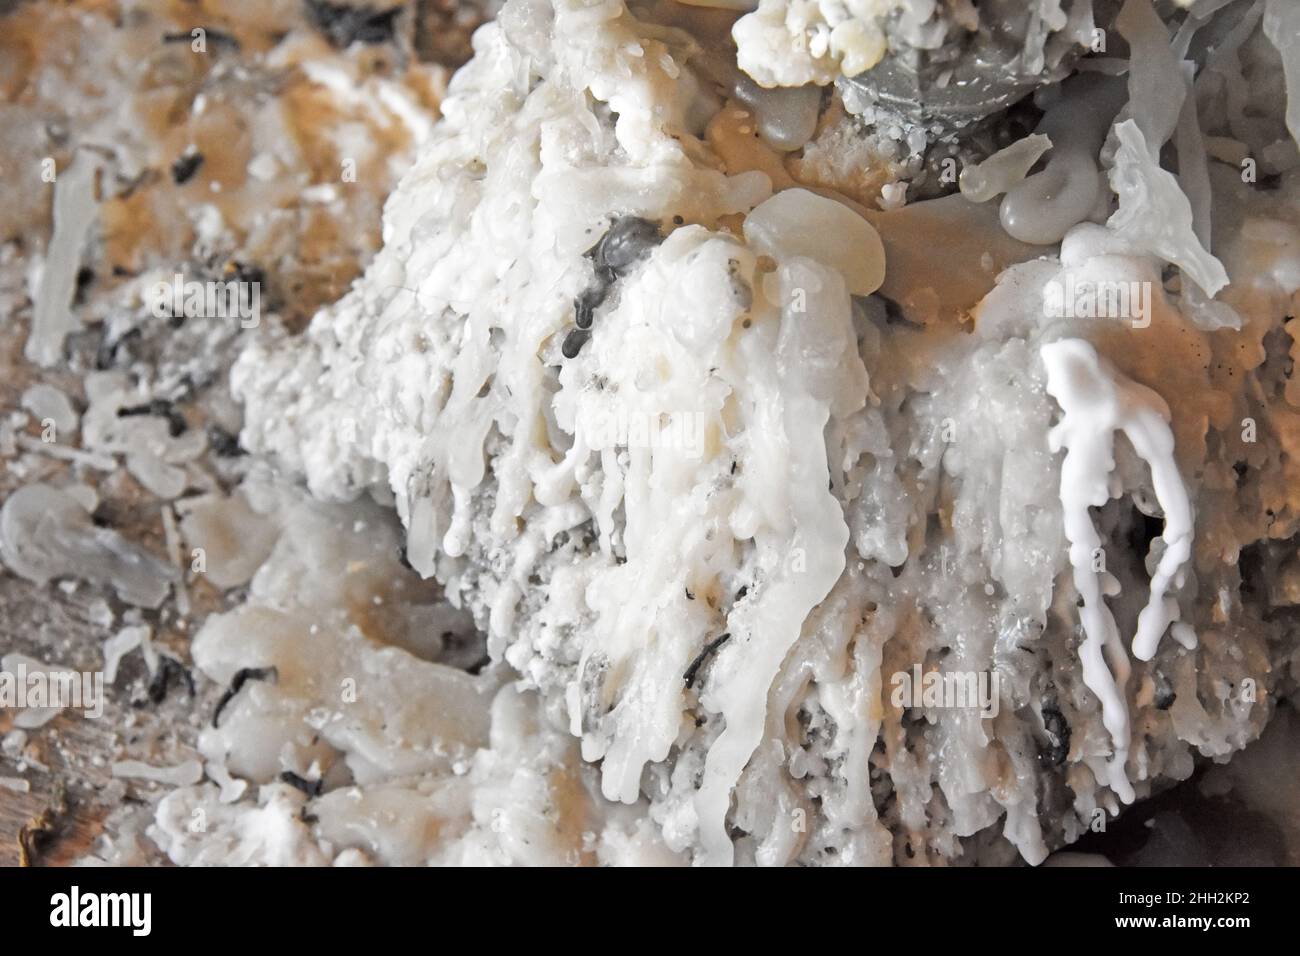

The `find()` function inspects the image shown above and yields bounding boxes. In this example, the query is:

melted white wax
[226,0,1299,864]
[1042,338,1194,803]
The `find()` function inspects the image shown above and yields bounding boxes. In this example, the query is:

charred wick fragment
[279,770,324,797]
[118,398,187,438]
[225,260,265,288]
[73,267,95,306]
[306,0,402,49]
[574,285,602,330]
[212,666,278,728]
[1153,670,1177,710]
[591,215,662,273]
[207,425,244,457]
[565,216,664,358]
[146,656,196,705]
[684,633,731,690]
[96,327,142,370]
[561,328,590,359]
[1039,702,1072,769]
[171,151,204,185]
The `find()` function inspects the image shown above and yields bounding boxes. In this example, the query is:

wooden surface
[0,567,219,867]
[1,576,119,867]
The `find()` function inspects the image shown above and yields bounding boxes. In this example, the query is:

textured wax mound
[235,0,1300,865]
[729,0,1093,95]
